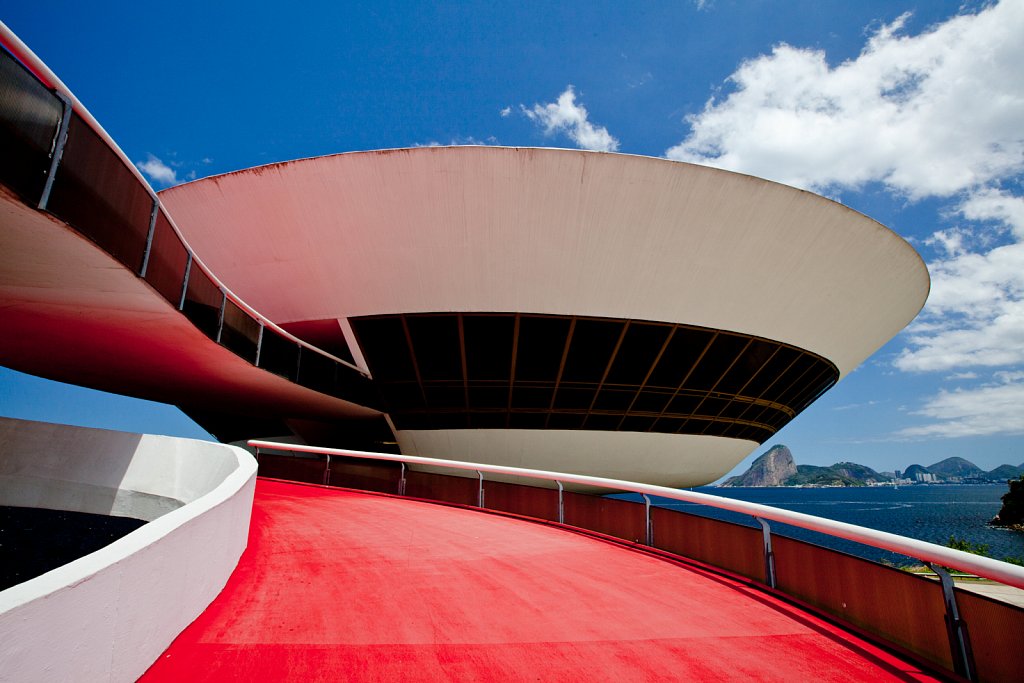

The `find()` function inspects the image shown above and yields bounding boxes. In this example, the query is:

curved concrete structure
[162,148,926,376]
[0,418,257,682]
[161,148,929,486]
[0,21,927,488]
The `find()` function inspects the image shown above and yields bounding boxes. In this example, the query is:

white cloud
[450,135,499,146]
[833,400,883,411]
[896,191,1024,372]
[628,72,653,89]
[412,136,499,148]
[521,85,619,152]
[499,106,512,117]
[665,2,1024,199]
[944,371,978,381]
[664,1,1024,439]
[959,188,1024,238]
[895,373,1024,439]
[136,154,178,186]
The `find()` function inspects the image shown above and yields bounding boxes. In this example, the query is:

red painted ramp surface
[144,479,938,681]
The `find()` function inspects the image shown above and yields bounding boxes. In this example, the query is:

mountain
[719,445,796,487]
[987,464,1023,481]
[721,448,892,487]
[903,464,932,480]
[720,449,1010,488]
[786,465,864,487]
[831,462,891,482]
[928,457,986,479]
[785,462,891,487]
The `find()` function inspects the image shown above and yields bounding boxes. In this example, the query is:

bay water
[618,484,1024,567]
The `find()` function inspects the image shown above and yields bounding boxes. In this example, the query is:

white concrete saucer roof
[161,146,929,378]
[159,147,929,487]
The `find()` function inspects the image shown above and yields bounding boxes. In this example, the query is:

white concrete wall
[0,417,239,520]
[0,418,257,682]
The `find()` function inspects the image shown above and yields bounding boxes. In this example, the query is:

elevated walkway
[144,479,938,681]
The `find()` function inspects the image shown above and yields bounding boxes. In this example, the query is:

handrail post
[398,462,407,496]
[642,494,653,546]
[927,563,977,681]
[178,253,192,311]
[323,454,331,486]
[476,470,484,508]
[215,291,227,344]
[38,91,72,211]
[556,480,564,524]
[139,199,159,277]
[754,517,777,588]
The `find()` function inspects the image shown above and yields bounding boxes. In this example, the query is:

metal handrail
[248,439,1024,590]
[0,21,367,378]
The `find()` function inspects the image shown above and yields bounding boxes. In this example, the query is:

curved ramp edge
[0,418,257,682]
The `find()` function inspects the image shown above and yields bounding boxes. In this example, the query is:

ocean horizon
[617,484,1024,567]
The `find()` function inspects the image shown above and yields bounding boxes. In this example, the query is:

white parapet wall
[0,417,257,682]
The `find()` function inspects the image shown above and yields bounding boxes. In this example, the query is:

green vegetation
[882,537,1021,577]
[945,535,989,557]
[937,535,1023,574]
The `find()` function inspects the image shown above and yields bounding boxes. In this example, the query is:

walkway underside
[143,480,938,681]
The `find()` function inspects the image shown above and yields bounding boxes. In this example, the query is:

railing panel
[256,452,324,484]
[955,589,1024,683]
[327,459,401,495]
[563,492,646,543]
[405,470,479,507]
[771,534,951,670]
[220,299,260,363]
[296,347,336,394]
[47,113,151,271]
[258,329,300,381]
[0,47,62,204]
[181,265,223,339]
[143,209,189,306]
[475,480,560,522]
[651,507,764,582]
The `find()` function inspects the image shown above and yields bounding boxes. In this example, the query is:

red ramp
[144,480,937,681]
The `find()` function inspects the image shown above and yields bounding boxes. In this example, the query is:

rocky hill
[988,464,1024,481]
[785,465,864,487]
[928,456,986,479]
[990,475,1024,530]
[719,445,796,487]
[903,464,932,480]
[781,461,890,487]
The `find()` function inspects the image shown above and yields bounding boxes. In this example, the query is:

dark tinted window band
[0,46,63,204]
[350,313,839,443]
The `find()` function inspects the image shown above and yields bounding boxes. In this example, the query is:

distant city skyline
[2,1,1022,479]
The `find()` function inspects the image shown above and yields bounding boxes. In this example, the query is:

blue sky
[2,1,1022,478]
